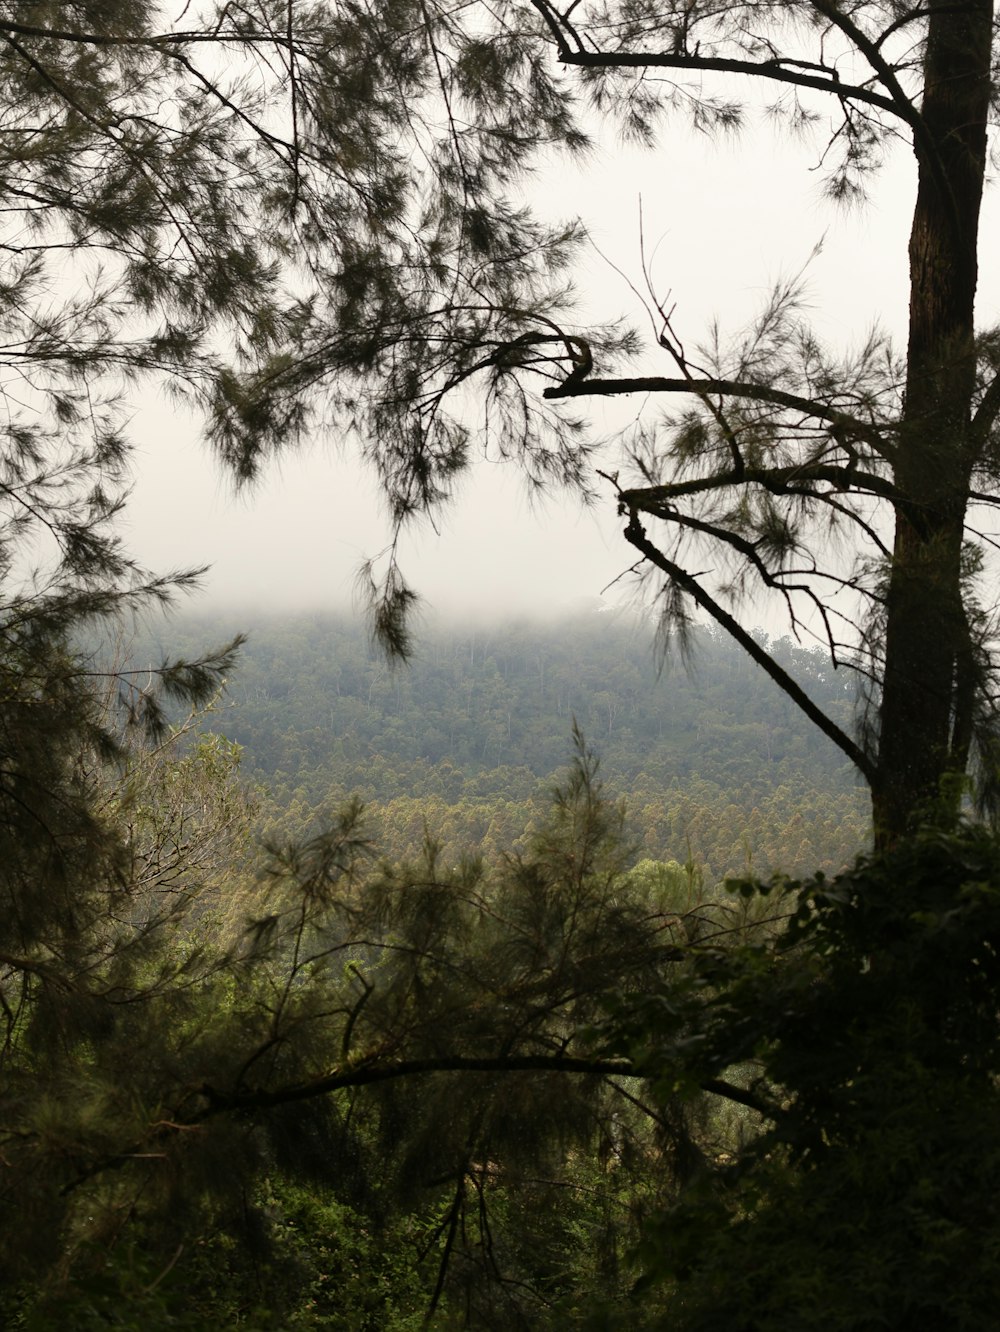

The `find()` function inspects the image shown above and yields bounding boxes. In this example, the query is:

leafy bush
[606,826,1000,1330]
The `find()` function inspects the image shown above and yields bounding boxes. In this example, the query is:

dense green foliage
[6,2,1000,1326]
[146,609,869,879]
[0,726,708,1327]
[602,827,1000,1328]
[9,608,1000,1328]
[8,647,1000,1327]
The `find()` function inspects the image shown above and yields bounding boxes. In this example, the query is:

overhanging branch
[528,0,948,230]
[201,1054,636,1113]
[623,460,900,508]
[544,373,892,460]
[62,1052,782,1197]
[0,20,295,51]
[525,12,901,119]
[196,1054,779,1119]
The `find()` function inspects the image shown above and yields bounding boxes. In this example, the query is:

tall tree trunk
[873,0,992,842]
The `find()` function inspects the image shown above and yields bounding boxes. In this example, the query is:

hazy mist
[122,109,971,624]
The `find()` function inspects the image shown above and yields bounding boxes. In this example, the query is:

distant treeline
[134,609,871,880]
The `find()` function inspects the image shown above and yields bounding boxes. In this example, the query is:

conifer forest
[7,2,1000,1328]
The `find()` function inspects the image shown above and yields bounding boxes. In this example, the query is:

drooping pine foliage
[188,732,706,1326]
[0,0,638,648]
[0,652,248,1275]
[1,720,743,1326]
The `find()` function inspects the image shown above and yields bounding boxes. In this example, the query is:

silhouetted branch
[545,374,892,459]
[622,510,876,782]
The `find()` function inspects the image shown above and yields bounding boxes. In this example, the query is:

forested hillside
[142,609,870,879]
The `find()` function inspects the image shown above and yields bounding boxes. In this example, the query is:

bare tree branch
[621,509,876,781]
[544,374,893,459]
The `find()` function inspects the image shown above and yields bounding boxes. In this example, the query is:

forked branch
[526,0,902,118]
[621,510,876,782]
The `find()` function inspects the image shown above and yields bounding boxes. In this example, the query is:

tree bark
[873,0,993,841]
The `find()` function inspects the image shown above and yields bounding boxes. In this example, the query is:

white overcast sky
[122,95,994,623]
